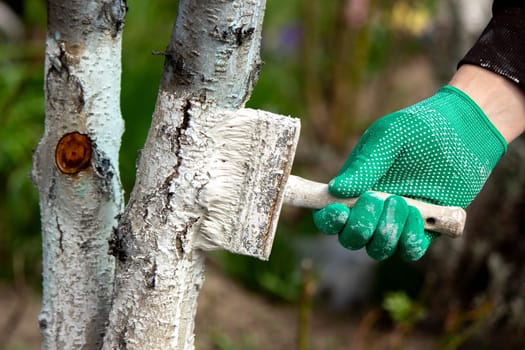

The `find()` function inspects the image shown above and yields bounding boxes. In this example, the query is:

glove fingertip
[399,208,436,261]
[313,203,350,236]
[328,176,361,198]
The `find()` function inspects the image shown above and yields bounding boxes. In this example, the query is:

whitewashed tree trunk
[33,0,268,348]
[31,0,126,348]
[102,1,267,349]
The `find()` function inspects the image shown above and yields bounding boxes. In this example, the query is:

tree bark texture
[31,0,127,348]
[103,1,267,349]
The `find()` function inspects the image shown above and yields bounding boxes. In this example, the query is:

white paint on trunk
[32,1,126,348]
[35,0,270,348]
[102,94,211,349]
[103,0,268,347]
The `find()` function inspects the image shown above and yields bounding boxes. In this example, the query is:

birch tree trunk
[31,0,127,348]
[102,1,267,348]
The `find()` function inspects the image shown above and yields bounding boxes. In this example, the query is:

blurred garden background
[2,0,525,349]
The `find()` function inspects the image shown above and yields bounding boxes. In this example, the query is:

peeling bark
[102,1,267,349]
[32,0,127,348]
[34,1,268,348]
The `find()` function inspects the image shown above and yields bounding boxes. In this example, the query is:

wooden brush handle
[283,175,466,238]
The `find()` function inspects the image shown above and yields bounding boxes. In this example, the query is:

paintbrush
[197,108,466,260]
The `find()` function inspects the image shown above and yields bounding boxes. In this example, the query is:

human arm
[453,1,525,143]
[313,3,525,261]
[450,65,525,144]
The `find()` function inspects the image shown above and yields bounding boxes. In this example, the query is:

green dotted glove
[313,86,507,261]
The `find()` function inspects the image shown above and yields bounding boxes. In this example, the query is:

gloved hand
[313,86,507,261]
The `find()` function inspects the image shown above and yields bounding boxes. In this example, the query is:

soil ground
[0,263,437,350]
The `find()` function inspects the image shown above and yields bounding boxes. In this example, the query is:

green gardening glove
[313,86,507,261]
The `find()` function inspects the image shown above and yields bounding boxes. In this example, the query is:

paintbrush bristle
[197,108,300,260]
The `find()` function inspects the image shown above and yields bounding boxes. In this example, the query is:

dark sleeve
[458,1,525,90]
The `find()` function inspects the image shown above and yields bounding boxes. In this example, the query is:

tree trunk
[102,1,267,348]
[31,0,127,348]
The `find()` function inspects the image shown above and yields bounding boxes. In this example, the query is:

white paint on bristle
[198,109,301,260]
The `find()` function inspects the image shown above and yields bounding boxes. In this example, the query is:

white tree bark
[34,0,269,348]
[31,0,127,348]
[102,1,267,349]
